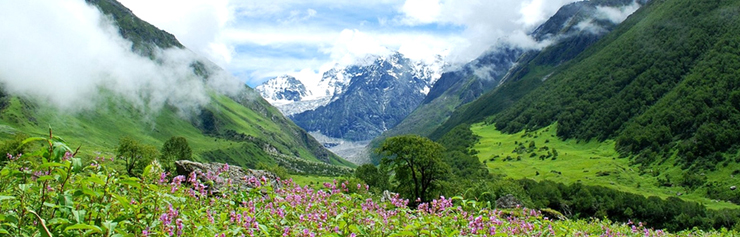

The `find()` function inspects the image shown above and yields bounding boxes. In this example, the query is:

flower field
[0,136,734,236]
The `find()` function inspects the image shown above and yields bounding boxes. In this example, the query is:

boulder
[380,190,399,203]
[496,194,523,209]
[731,186,737,191]
[175,160,282,194]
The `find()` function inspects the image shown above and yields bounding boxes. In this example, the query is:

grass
[471,122,739,210]
[290,174,338,187]
[0,92,351,170]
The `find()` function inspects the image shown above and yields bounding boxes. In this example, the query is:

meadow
[471,123,740,210]
[1,133,734,236]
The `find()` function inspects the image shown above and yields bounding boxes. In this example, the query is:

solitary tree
[378,135,449,203]
[116,137,160,176]
[160,136,192,172]
[116,136,142,176]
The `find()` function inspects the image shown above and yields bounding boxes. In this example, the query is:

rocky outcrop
[175,160,282,193]
[496,194,524,209]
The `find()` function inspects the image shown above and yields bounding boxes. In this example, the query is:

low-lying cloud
[596,0,643,24]
[398,0,580,63]
[0,0,242,115]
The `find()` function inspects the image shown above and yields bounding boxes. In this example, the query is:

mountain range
[257,52,443,163]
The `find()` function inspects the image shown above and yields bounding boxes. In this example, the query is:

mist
[596,1,643,24]
[0,0,243,116]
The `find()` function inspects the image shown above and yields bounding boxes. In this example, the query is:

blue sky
[117,0,580,87]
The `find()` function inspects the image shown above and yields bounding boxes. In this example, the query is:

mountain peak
[257,51,443,116]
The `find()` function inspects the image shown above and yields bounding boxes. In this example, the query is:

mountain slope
[360,0,648,164]
[0,0,353,172]
[429,0,651,139]
[432,0,740,202]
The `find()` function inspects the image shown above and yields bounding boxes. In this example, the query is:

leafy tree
[138,144,160,175]
[116,136,142,176]
[378,135,449,203]
[160,136,192,172]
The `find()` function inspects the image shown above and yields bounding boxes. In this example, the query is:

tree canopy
[160,136,192,172]
[116,136,158,176]
[377,135,449,203]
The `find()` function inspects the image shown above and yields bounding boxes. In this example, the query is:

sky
[116,0,581,87]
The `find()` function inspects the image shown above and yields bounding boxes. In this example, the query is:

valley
[472,123,740,210]
[1,0,740,235]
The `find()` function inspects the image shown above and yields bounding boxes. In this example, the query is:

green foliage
[680,171,708,191]
[518,179,740,232]
[159,136,192,172]
[354,164,390,193]
[378,135,450,203]
[0,133,29,162]
[116,137,159,177]
[436,124,488,181]
[255,162,289,179]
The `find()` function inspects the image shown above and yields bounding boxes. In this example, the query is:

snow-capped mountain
[289,52,441,142]
[254,75,309,106]
[256,52,443,116]
[255,52,443,163]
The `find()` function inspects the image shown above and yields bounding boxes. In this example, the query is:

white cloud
[575,19,607,35]
[280,8,318,24]
[596,1,642,24]
[116,0,583,86]
[0,0,242,114]
[323,29,393,66]
[118,0,232,66]
[396,0,580,63]
[399,0,441,25]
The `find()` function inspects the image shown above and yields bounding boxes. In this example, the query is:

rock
[731,186,737,191]
[175,160,282,194]
[380,190,399,203]
[496,194,523,209]
[540,208,567,221]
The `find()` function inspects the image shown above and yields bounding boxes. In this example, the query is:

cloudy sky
[118,0,580,87]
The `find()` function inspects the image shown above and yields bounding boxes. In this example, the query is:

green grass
[472,122,739,210]
[290,175,338,187]
[0,92,351,171]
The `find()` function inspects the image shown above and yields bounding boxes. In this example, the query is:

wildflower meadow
[0,132,734,236]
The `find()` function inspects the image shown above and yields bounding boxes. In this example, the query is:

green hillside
[0,0,353,173]
[0,88,352,169]
[437,0,739,161]
[430,0,740,205]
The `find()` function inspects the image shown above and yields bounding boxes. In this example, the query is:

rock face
[290,52,440,142]
[175,160,282,193]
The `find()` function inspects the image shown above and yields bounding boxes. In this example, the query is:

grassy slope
[0,91,353,170]
[472,122,740,210]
